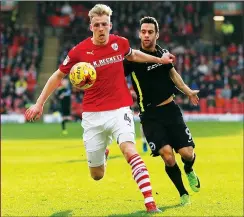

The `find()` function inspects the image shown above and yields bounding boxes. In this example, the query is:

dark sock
[181,153,196,174]
[61,120,67,130]
[165,163,188,196]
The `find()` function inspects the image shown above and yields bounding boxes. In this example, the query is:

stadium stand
[1,3,44,114]
[1,1,243,116]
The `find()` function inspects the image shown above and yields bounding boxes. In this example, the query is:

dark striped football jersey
[124,45,176,113]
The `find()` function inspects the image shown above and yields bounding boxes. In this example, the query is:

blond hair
[88,4,113,21]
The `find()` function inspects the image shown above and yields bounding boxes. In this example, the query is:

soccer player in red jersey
[25,4,175,213]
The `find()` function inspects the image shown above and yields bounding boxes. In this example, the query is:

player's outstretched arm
[169,67,199,106]
[126,49,175,64]
[25,69,66,121]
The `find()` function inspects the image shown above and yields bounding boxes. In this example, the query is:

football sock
[165,163,188,196]
[181,153,196,174]
[62,120,68,130]
[128,154,155,206]
[61,120,66,130]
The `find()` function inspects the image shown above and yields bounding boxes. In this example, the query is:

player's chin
[98,38,106,44]
[142,41,152,48]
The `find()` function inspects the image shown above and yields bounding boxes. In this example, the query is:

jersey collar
[140,44,161,55]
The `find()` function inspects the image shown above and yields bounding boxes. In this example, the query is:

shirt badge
[111,43,118,51]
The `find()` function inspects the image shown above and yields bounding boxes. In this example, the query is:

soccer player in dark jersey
[56,79,72,135]
[130,88,148,152]
[124,16,201,206]
[25,4,176,213]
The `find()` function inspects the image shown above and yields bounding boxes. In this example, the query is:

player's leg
[171,122,200,193]
[140,125,148,152]
[178,146,200,192]
[120,141,161,212]
[61,104,71,135]
[178,146,195,171]
[61,117,67,135]
[87,146,107,180]
[158,145,190,204]
[142,120,190,205]
[88,149,110,180]
[60,107,67,135]
[81,112,110,181]
[112,107,161,213]
[61,116,71,135]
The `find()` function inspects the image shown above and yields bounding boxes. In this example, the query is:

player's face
[90,15,112,45]
[140,23,158,50]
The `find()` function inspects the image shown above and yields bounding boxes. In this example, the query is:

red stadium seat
[231,107,239,114]
[216,107,224,114]
[190,111,199,114]
[199,98,207,113]
[224,99,231,113]
[231,97,239,104]
[241,103,244,114]
[231,103,243,114]
[47,15,71,27]
[207,106,216,114]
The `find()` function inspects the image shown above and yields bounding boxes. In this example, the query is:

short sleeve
[159,47,174,71]
[59,46,79,74]
[165,63,174,71]
[119,36,132,57]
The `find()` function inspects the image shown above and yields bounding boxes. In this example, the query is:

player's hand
[159,53,175,64]
[188,90,199,106]
[25,103,44,122]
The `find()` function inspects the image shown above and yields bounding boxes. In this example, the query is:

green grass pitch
[1,122,243,216]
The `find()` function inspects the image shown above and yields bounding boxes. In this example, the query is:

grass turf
[1,122,243,216]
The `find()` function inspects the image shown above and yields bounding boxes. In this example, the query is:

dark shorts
[60,105,71,116]
[140,101,195,157]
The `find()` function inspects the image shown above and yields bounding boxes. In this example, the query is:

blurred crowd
[1,1,243,115]
[170,41,243,113]
[49,1,209,65]
[1,19,44,114]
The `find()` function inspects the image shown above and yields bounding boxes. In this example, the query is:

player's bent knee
[162,155,175,166]
[119,133,137,160]
[91,174,104,181]
[179,147,194,161]
[90,166,105,181]
[184,154,194,161]
[120,141,137,161]
[159,145,175,166]
[86,148,106,168]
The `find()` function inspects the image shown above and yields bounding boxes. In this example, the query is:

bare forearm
[126,49,161,63]
[170,68,192,96]
[36,70,66,106]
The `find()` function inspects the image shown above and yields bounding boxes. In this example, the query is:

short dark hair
[140,16,159,33]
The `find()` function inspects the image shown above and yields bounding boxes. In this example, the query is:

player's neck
[91,36,109,46]
[141,44,156,53]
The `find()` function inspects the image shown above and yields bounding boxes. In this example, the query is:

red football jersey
[59,34,133,112]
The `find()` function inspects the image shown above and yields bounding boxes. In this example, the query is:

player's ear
[109,22,112,30]
[156,32,159,39]
[89,24,93,32]
[139,31,142,39]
